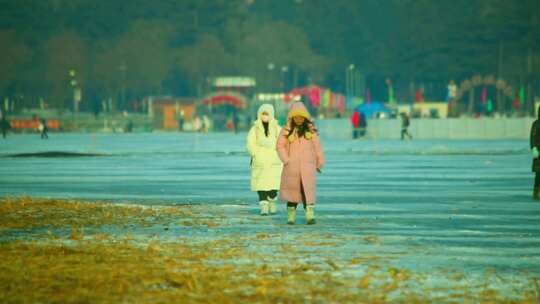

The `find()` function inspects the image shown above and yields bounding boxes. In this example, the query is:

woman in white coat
[246,104,283,215]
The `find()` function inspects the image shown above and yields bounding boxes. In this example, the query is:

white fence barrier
[317,118,534,140]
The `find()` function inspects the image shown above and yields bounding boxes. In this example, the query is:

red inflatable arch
[201,93,246,108]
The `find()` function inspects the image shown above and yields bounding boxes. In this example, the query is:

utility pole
[267,63,275,92]
[497,41,504,114]
[527,46,533,116]
[346,64,355,98]
[119,62,127,111]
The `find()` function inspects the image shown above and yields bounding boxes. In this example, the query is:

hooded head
[285,102,316,141]
[287,102,311,121]
[257,104,275,123]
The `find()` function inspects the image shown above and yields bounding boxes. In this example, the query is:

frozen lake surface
[0,132,531,204]
[1,132,540,292]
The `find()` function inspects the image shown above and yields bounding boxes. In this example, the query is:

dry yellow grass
[0,239,424,303]
[0,196,210,230]
[0,197,538,303]
[2,239,538,303]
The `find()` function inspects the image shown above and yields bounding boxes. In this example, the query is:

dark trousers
[352,128,366,139]
[287,183,307,210]
[401,128,411,140]
[535,173,540,188]
[257,190,277,201]
[359,128,366,137]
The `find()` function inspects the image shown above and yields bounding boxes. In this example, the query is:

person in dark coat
[530,107,540,199]
[232,109,239,134]
[400,112,412,140]
[125,120,134,133]
[1,115,10,139]
[359,112,367,137]
[39,118,48,139]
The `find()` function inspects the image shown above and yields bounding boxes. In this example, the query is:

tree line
[0,0,539,113]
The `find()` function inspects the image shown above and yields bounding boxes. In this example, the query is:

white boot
[287,206,296,225]
[259,200,269,216]
[268,197,277,215]
[305,205,316,225]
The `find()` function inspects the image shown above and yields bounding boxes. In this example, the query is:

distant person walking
[530,107,540,200]
[1,115,10,139]
[351,110,360,139]
[246,104,283,215]
[447,80,457,102]
[351,110,367,139]
[400,113,412,140]
[415,84,425,103]
[193,116,202,132]
[125,120,134,133]
[39,118,48,139]
[277,102,325,225]
[177,110,185,131]
[232,109,239,134]
[202,115,210,133]
[359,111,367,137]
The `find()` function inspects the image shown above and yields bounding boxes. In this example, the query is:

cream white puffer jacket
[246,104,283,191]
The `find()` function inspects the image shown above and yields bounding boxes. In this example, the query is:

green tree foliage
[0,31,32,94]
[43,31,89,109]
[175,34,230,94]
[0,0,538,110]
[230,20,329,86]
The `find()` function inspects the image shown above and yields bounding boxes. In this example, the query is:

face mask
[261,114,269,122]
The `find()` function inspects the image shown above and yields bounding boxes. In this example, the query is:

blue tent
[355,101,391,119]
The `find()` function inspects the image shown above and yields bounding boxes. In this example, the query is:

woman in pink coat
[276,102,325,225]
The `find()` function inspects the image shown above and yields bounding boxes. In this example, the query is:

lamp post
[68,69,78,112]
[346,64,355,98]
[267,63,275,92]
[118,62,127,111]
[281,65,289,92]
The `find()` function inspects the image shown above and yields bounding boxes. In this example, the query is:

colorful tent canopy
[284,86,345,112]
[355,101,391,118]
